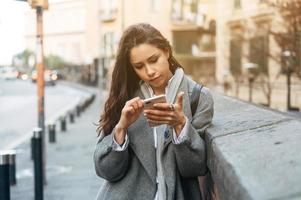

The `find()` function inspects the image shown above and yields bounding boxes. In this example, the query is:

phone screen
[143,94,166,110]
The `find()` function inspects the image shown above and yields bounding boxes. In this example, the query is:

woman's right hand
[115,97,144,144]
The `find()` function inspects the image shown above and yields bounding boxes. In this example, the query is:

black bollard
[48,123,56,143]
[85,99,89,108]
[0,152,10,200]
[87,97,91,106]
[33,128,43,200]
[60,116,66,132]
[76,106,81,117]
[88,97,93,105]
[8,151,16,186]
[69,112,74,123]
[31,136,34,160]
[80,103,85,112]
[91,94,96,103]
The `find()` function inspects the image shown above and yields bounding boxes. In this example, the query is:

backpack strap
[190,83,203,117]
[190,83,214,196]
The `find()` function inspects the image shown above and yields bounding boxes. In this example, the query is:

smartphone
[143,94,166,110]
[143,95,167,127]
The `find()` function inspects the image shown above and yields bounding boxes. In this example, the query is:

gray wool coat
[94,75,214,200]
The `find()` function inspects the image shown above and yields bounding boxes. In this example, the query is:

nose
[145,64,156,77]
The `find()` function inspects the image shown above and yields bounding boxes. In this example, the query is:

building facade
[216,0,301,110]
[98,0,217,86]
[24,0,99,67]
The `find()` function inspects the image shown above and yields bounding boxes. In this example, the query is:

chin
[150,82,166,91]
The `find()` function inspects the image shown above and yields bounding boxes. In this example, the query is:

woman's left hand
[144,92,186,136]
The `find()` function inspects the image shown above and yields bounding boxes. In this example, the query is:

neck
[153,88,165,95]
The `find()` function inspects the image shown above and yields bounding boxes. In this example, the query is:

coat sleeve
[93,129,130,182]
[173,87,214,178]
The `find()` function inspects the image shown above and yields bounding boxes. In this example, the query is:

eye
[149,57,158,63]
[134,64,143,70]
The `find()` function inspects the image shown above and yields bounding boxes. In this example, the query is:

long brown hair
[97,23,182,136]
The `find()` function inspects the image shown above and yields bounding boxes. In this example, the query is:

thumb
[176,91,184,108]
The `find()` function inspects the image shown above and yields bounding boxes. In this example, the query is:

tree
[44,54,69,69]
[264,0,301,110]
[248,35,274,106]
[12,49,34,68]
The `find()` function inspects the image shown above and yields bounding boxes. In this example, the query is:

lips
[150,76,160,82]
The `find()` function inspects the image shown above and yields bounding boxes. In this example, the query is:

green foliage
[12,49,34,68]
[44,54,68,69]
[12,50,70,70]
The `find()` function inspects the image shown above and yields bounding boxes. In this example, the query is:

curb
[3,81,97,150]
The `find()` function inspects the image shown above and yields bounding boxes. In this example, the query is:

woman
[94,23,214,200]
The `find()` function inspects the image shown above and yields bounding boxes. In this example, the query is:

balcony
[99,0,118,22]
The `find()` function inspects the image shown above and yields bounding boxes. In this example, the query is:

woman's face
[129,43,173,94]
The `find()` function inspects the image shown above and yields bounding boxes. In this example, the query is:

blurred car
[0,67,18,80]
[51,69,65,80]
[31,70,57,86]
[20,73,29,81]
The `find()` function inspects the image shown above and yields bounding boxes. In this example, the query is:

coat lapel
[163,77,193,150]
[129,74,194,183]
[128,114,157,184]
[127,91,157,184]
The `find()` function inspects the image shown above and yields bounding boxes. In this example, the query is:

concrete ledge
[207,93,301,200]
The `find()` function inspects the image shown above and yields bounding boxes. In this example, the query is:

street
[0,79,104,199]
[0,79,91,150]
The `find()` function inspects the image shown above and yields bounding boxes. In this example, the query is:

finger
[144,109,173,117]
[123,106,135,116]
[138,99,144,109]
[147,119,170,126]
[152,102,170,110]
[145,114,173,122]
[126,98,142,112]
[130,105,137,113]
[134,102,144,113]
[175,91,184,109]
[132,101,139,111]
[126,97,140,105]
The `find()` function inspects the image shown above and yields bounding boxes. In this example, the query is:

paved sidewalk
[10,82,105,200]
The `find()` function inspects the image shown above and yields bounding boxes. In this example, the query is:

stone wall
[207,93,301,200]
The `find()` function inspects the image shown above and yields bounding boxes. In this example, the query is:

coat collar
[127,73,193,183]
[162,77,193,149]
[140,68,184,104]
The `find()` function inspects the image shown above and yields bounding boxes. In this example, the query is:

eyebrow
[132,53,159,65]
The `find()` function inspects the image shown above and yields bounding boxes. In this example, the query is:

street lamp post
[282,50,294,111]
[16,0,49,184]
[35,6,47,185]
[244,63,258,103]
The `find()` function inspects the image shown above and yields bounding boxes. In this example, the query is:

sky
[0,0,30,65]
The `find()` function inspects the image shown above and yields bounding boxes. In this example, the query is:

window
[173,30,215,55]
[101,32,117,70]
[230,39,242,77]
[100,0,118,21]
[103,32,115,58]
[249,36,269,74]
[171,0,198,23]
[150,0,160,12]
[234,0,241,9]
[173,31,198,55]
